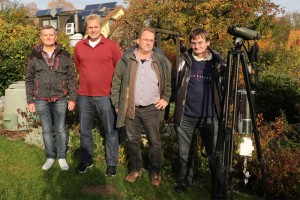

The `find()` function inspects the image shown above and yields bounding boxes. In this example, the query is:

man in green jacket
[111,27,172,187]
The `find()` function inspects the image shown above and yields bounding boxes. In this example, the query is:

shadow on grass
[40,148,120,200]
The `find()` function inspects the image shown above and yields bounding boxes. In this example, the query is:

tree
[24,2,38,17]
[47,0,75,10]
[118,0,281,53]
[24,1,39,26]
[0,0,28,24]
[288,11,300,29]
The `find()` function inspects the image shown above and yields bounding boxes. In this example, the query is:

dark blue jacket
[173,48,226,125]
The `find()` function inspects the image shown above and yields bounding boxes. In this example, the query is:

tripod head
[228,25,260,51]
[233,37,245,49]
[229,27,260,89]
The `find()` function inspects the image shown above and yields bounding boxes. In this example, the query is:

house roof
[78,2,118,18]
[35,2,118,18]
[84,2,117,11]
[100,5,123,25]
[35,8,63,17]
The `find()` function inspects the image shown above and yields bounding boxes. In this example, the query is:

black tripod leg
[213,49,236,200]
[224,50,242,200]
[240,52,266,182]
[214,42,265,200]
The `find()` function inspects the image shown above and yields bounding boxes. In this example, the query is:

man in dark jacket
[25,25,77,171]
[173,28,225,198]
[111,27,172,187]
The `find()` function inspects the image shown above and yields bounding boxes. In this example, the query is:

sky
[273,0,300,13]
[18,0,300,13]
[18,0,127,10]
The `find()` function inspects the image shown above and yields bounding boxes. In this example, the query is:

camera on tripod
[228,25,261,40]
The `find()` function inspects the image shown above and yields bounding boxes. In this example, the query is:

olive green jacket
[111,48,172,128]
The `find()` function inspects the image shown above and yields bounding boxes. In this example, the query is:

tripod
[213,37,265,200]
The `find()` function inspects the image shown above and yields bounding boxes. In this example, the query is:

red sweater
[74,35,122,96]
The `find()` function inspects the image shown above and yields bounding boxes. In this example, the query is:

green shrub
[0,20,39,95]
[256,71,300,123]
[57,30,75,56]
[0,1,40,95]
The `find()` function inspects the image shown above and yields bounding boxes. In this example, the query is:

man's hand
[155,99,168,110]
[28,103,36,113]
[68,101,76,111]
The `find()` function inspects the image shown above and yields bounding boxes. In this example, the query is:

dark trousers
[78,95,119,166]
[175,115,219,187]
[125,104,162,174]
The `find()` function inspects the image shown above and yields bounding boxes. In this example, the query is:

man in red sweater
[74,14,122,176]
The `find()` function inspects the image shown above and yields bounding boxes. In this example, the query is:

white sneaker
[58,159,69,170]
[42,158,55,170]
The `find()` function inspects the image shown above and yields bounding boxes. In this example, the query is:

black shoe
[106,166,116,176]
[175,184,187,193]
[76,162,93,173]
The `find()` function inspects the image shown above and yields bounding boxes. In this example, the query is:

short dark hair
[40,25,57,35]
[188,28,210,42]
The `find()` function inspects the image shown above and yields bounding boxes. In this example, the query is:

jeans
[125,105,161,174]
[175,115,219,187]
[78,95,119,166]
[34,98,67,159]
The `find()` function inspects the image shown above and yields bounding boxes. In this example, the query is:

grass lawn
[0,135,262,200]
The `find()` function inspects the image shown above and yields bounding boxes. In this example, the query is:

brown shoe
[151,174,161,186]
[125,170,142,183]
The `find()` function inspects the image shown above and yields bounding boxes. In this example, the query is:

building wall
[38,15,71,31]
[58,15,72,30]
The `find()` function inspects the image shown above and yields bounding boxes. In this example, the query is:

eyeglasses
[190,41,205,47]
[141,38,155,43]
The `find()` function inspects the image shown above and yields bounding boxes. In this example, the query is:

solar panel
[100,2,117,10]
[56,8,63,14]
[79,10,93,17]
[84,4,101,10]
[35,9,50,17]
